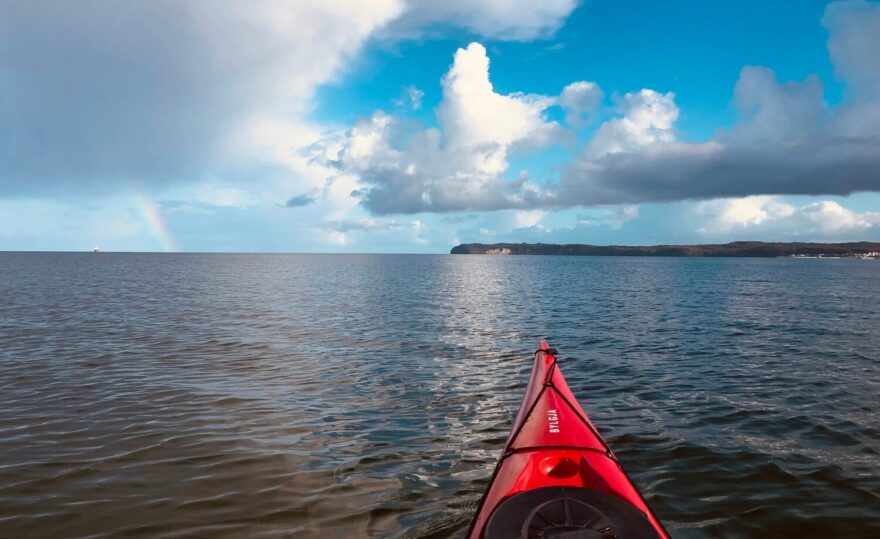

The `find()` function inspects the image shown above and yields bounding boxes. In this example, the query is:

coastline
[450,241,880,258]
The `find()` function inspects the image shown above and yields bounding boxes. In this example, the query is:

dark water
[1,253,878,538]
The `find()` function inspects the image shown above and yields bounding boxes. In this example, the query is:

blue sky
[1,0,879,252]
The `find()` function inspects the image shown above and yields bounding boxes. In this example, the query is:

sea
[1,252,878,538]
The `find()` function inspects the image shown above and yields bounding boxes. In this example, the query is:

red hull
[467,342,669,538]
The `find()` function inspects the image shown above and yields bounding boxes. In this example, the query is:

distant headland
[450,241,880,258]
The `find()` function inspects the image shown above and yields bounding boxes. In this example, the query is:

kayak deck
[467,342,669,539]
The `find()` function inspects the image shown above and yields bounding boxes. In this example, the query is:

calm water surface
[1,253,878,538]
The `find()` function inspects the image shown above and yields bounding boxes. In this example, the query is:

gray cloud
[557,136,880,205]
[285,193,316,207]
[824,0,880,98]
[0,1,226,194]
[0,1,356,196]
[0,2,344,196]
[384,0,578,41]
[726,67,827,145]
[357,158,533,214]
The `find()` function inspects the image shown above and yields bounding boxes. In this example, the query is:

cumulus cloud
[313,43,562,214]
[583,89,678,159]
[696,196,797,234]
[697,196,880,237]
[559,81,604,127]
[800,200,880,233]
[437,43,564,165]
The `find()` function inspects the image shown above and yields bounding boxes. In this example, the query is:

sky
[1,0,879,252]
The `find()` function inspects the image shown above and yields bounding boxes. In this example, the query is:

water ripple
[1,253,879,538]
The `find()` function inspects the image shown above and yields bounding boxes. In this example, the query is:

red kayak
[467,342,669,539]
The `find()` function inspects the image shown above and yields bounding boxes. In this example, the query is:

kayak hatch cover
[467,341,669,539]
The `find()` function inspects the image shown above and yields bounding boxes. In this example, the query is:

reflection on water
[1,253,878,538]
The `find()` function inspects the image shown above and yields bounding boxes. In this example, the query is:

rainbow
[130,183,178,252]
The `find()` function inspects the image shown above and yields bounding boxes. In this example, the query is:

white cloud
[410,219,428,244]
[341,112,396,167]
[618,205,640,221]
[697,196,880,237]
[321,174,367,220]
[437,43,562,173]
[511,209,546,229]
[800,200,880,233]
[697,196,797,234]
[313,42,562,214]
[585,89,679,159]
[395,85,425,109]
[560,81,604,127]
[316,228,350,247]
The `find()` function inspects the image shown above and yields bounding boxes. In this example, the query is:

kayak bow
[467,342,669,539]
